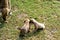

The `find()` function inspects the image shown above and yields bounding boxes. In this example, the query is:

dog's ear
[17,27,21,30]
[29,20,33,23]
[24,20,26,23]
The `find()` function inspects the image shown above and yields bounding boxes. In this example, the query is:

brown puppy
[30,18,45,32]
[18,18,30,36]
[0,0,11,22]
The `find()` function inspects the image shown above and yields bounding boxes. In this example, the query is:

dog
[0,0,11,22]
[30,18,45,32]
[18,18,30,36]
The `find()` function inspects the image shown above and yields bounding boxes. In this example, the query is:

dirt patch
[44,28,57,40]
[17,13,28,20]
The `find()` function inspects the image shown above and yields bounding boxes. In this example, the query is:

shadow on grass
[26,30,43,37]
[0,17,5,28]
[18,30,43,40]
[0,22,5,28]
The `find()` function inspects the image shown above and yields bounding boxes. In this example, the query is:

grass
[0,0,60,40]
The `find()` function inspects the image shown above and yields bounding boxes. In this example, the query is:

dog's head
[24,18,30,23]
[30,18,36,24]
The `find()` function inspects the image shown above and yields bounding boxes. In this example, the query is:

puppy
[30,18,45,32]
[18,18,30,36]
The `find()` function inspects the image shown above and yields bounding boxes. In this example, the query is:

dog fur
[18,18,30,36]
[30,18,45,31]
[0,0,11,21]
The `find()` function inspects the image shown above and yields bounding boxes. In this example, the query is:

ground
[0,0,60,40]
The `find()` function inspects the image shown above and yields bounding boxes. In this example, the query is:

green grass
[0,0,60,40]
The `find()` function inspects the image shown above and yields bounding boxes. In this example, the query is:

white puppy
[30,18,45,31]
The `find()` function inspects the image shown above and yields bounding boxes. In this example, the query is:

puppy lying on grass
[30,18,45,32]
[18,18,30,36]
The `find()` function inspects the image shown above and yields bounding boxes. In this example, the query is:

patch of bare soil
[12,6,19,12]
[17,13,28,20]
[44,27,57,40]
